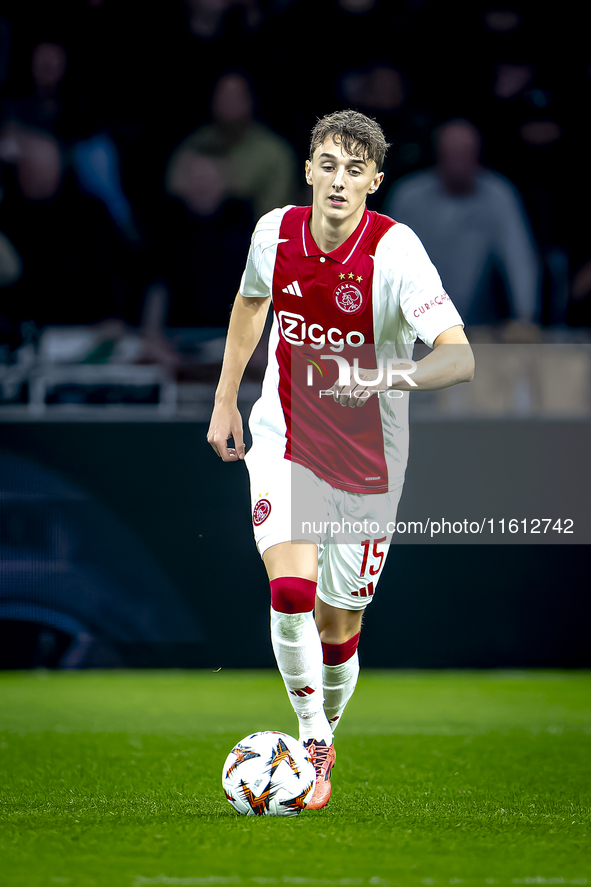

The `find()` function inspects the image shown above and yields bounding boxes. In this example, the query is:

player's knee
[270,577,316,614]
[322,631,361,665]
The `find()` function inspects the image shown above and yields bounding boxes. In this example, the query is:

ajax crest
[253,498,271,526]
[333,282,363,314]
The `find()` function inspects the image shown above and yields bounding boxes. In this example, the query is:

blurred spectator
[0,229,22,288]
[385,119,541,332]
[160,70,296,327]
[341,64,406,114]
[165,72,298,220]
[72,131,140,242]
[1,37,140,242]
[0,228,22,351]
[166,147,227,216]
[261,0,397,150]
[475,7,574,324]
[158,152,252,327]
[3,42,70,137]
[0,124,129,328]
[485,54,567,240]
[175,1,267,132]
[339,63,434,202]
[568,259,591,327]
[183,0,262,39]
[0,16,10,88]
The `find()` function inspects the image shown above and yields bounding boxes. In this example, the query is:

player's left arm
[391,324,474,391]
[334,325,474,407]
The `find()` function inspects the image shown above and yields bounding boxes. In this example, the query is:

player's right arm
[207,291,271,462]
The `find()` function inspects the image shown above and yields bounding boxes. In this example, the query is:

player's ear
[367,171,384,195]
[305,160,313,185]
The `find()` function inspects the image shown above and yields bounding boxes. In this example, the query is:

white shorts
[245,441,402,611]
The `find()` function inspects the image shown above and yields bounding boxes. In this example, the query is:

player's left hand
[333,366,384,408]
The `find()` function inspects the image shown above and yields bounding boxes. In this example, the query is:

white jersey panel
[372,223,464,349]
[242,209,290,454]
[240,207,292,298]
[248,316,288,452]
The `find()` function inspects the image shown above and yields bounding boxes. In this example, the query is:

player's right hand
[332,366,382,408]
[207,405,246,462]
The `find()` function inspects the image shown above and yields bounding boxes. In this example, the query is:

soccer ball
[222,731,316,816]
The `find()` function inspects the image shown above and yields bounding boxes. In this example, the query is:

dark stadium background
[0,0,589,670]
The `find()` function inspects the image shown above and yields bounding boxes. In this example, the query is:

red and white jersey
[240,205,463,494]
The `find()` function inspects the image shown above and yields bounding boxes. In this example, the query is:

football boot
[303,738,336,810]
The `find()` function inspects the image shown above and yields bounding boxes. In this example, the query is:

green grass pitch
[1,670,590,887]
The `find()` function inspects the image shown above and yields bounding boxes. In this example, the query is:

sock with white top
[321,632,361,729]
[270,577,333,745]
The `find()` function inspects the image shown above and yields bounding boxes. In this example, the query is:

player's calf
[322,632,361,728]
[270,577,333,745]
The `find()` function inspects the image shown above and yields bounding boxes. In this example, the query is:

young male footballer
[207,110,474,809]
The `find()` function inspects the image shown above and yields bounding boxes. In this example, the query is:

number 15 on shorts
[354,537,387,599]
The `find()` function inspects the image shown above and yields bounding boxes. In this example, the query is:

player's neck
[309,202,366,254]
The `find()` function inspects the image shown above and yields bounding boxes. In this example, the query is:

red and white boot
[303,739,336,809]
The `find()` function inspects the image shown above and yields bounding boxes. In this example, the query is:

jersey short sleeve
[240,206,292,298]
[374,223,464,348]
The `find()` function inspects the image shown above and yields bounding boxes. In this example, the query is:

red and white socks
[270,577,361,742]
[270,577,333,744]
[322,632,360,730]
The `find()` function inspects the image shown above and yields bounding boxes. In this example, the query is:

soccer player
[207,110,474,809]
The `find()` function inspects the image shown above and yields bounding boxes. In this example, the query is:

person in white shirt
[208,110,474,810]
[385,118,541,327]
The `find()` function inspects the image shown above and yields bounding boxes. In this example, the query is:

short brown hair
[309,109,390,173]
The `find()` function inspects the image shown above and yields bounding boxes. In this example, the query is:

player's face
[305,136,383,224]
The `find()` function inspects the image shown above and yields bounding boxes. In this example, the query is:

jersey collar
[301,206,370,265]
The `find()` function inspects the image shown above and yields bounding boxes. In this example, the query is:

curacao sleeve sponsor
[394,224,464,348]
[240,207,292,299]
